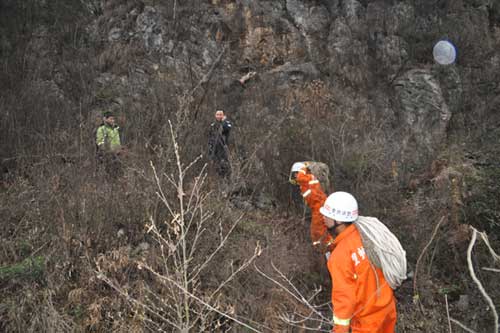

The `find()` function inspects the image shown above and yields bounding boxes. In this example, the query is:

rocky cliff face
[72,0,498,194]
[2,0,499,179]
[1,0,500,332]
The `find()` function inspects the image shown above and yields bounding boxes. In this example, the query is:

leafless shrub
[95,123,262,331]
[255,262,332,332]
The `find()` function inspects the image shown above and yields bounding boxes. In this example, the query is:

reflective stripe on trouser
[333,315,351,326]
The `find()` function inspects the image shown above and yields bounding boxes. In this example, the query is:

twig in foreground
[467,227,499,333]
[450,318,477,333]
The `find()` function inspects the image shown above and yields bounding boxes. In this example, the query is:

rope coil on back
[354,216,407,289]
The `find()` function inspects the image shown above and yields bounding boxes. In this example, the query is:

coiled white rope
[354,216,407,289]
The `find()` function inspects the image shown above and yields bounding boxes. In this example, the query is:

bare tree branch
[467,227,499,333]
[450,318,478,333]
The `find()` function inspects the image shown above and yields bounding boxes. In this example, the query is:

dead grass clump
[1,287,76,333]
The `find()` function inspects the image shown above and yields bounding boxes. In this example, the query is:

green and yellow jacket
[96,123,121,152]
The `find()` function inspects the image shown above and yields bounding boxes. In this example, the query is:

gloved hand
[313,241,327,254]
[313,238,334,255]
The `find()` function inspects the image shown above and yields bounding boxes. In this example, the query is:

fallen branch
[467,227,499,333]
[445,294,452,333]
[478,231,500,262]
[482,267,500,273]
[450,318,478,333]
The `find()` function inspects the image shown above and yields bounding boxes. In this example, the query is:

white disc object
[433,40,457,65]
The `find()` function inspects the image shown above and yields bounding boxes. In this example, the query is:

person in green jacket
[96,111,121,152]
[96,111,123,176]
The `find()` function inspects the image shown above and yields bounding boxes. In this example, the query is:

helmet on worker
[320,191,358,222]
[291,162,306,173]
[289,161,309,185]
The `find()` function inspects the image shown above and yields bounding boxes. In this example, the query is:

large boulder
[394,69,452,165]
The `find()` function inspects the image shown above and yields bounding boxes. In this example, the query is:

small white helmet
[289,162,307,185]
[320,191,358,222]
[290,162,306,173]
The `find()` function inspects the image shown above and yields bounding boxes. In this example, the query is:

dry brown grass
[1,1,500,332]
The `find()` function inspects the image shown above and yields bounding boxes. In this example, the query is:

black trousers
[210,146,231,178]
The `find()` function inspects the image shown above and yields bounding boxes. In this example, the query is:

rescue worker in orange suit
[289,162,334,255]
[319,191,397,333]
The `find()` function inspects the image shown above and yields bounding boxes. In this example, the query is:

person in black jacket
[208,109,232,177]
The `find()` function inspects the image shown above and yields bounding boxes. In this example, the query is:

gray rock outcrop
[395,69,451,164]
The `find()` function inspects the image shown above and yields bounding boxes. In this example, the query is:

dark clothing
[97,151,123,178]
[208,119,232,177]
[209,119,232,149]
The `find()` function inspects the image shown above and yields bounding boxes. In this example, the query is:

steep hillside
[1,0,500,332]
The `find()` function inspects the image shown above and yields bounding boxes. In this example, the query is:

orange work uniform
[295,167,334,252]
[327,224,396,333]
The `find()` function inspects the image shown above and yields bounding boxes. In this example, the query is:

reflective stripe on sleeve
[302,189,312,198]
[308,179,319,185]
[333,316,351,326]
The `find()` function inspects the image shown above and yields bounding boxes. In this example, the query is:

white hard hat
[320,191,358,222]
[291,162,306,173]
[433,40,457,65]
